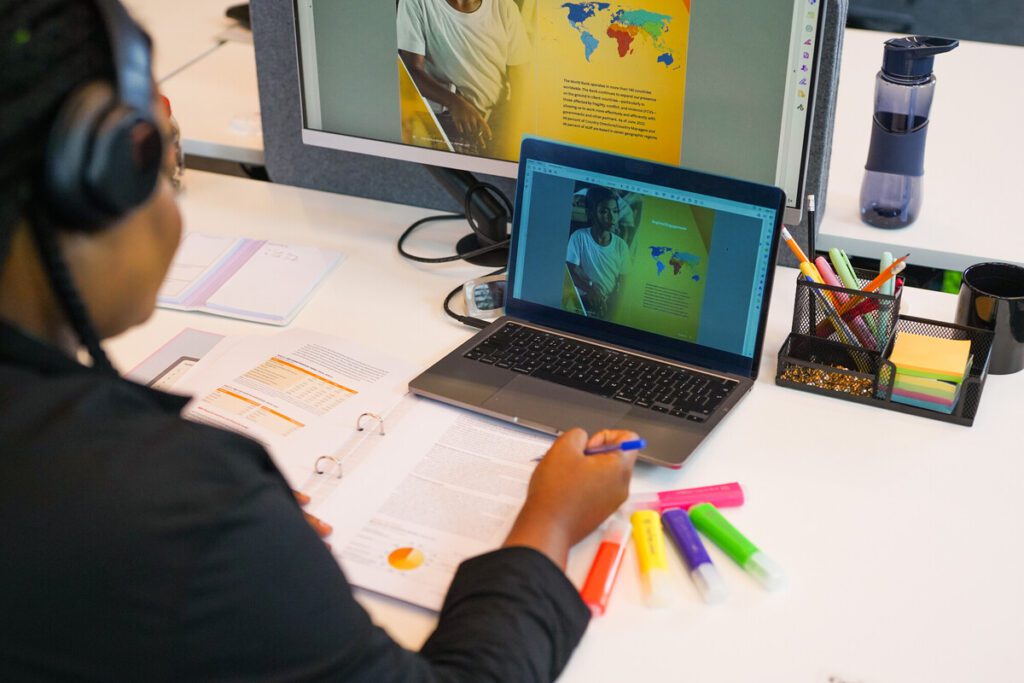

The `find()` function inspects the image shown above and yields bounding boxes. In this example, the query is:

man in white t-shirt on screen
[397,0,531,155]
[566,186,632,319]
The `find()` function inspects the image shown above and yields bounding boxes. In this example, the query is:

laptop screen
[507,140,783,377]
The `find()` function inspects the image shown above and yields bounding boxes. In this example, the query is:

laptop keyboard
[463,323,738,422]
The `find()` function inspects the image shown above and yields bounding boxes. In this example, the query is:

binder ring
[315,455,343,479]
[356,412,385,435]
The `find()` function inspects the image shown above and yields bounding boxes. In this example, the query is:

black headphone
[43,0,163,232]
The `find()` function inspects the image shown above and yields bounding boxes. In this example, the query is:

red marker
[580,515,631,616]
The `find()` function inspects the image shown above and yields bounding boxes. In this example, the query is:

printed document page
[313,397,554,611]
[177,329,416,486]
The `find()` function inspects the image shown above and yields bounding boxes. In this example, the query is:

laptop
[410,139,785,468]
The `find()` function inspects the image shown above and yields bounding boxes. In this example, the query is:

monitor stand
[426,166,510,267]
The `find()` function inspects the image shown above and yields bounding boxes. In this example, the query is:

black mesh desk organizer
[775,270,994,426]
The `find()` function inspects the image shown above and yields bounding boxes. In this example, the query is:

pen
[662,508,728,604]
[834,255,908,318]
[532,438,646,462]
[780,227,822,282]
[814,257,875,348]
[689,503,786,591]
[584,438,646,455]
[631,509,673,607]
[579,515,631,616]
[803,275,868,368]
[829,247,881,341]
[813,297,880,338]
[879,251,894,342]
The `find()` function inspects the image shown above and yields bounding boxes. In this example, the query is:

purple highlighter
[662,508,728,605]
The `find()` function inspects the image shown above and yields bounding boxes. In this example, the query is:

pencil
[836,254,909,317]
[862,253,909,293]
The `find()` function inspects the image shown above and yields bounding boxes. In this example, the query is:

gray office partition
[251,0,847,267]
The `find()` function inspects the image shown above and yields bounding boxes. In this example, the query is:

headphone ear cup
[46,81,163,233]
[46,81,118,231]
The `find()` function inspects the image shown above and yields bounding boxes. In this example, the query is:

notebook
[410,138,785,468]
[159,233,342,325]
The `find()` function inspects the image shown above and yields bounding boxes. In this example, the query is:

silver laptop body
[411,139,785,468]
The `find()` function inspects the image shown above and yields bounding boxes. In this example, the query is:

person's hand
[589,289,608,317]
[447,95,492,142]
[503,428,638,569]
[294,491,332,541]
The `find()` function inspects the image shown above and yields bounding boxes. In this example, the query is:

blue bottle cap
[882,36,959,81]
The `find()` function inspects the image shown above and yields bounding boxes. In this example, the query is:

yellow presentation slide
[530,1,689,164]
[397,0,690,163]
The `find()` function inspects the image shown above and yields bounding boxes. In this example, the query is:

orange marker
[580,515,631,616]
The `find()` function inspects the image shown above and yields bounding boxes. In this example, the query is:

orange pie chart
[387,547,425,571]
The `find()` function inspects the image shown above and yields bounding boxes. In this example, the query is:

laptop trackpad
[481,375,630,435]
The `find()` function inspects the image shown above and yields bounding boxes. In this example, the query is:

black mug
[955,262,1024,375]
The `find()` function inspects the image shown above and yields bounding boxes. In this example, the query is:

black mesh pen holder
[776,315,994,426]
[791,268,903,354]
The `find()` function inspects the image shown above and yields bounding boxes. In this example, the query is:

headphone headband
[44,0,162,231]
[91,0,154,116]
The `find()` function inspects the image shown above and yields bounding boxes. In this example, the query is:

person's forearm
[421,548,590,682]
[406,65,464,112]
[567,263,594,296]
[503,506,572,569]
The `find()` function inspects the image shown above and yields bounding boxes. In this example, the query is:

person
[0,1,637,679]
[397,0,531,157]
[566,186,633,319]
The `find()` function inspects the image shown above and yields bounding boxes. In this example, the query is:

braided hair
[0,0,116,372]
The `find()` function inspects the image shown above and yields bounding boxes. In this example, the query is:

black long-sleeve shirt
[0,322,590,681]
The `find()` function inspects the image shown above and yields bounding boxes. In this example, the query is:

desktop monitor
[292,0,829,229]
[253,0,839,264]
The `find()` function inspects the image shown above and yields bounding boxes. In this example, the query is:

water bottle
[859,36,958,228]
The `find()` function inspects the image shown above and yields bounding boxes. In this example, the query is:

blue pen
[533,438,646,462]
[584,438,646,455]
[662,508,728,604]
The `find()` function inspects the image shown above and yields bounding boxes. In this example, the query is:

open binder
[296,394,554,611]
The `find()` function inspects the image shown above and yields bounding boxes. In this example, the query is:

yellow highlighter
[630,510,672,608]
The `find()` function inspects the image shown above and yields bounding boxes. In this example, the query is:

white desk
[819,29,1024,271]
[123,0,238,82]
[107,170,1024,682]
[160,41,264,166]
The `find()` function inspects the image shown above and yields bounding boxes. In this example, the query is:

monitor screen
[295,0,823,220]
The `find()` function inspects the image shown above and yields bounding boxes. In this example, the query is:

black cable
[397,181,513,263]
[395,180,513,327]
[443,267,506,329]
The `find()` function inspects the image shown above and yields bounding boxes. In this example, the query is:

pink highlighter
[627,482,744,512]
[814,256,876,349]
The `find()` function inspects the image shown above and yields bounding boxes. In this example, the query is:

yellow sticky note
[888,332,971,381]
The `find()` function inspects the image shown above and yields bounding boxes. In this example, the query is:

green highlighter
[689,503,786,591]
[830,247,881,341]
